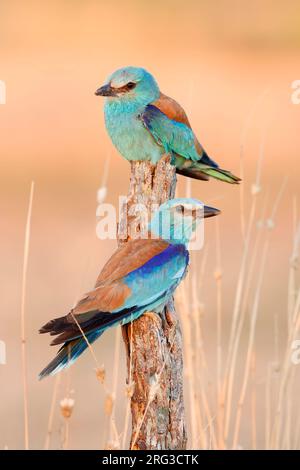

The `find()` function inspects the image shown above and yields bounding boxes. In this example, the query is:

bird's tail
[174,153,241,184]
[177,164,240,184]
[196,166,241,184]
[39,307,141,380]
[38,329,102,380]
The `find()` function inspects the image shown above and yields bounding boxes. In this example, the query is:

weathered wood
[117,155,187,450]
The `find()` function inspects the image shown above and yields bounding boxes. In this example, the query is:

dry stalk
[44,374,61,450]
[21,181,35,450]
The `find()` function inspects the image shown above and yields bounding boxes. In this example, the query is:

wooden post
[118,155,187,450]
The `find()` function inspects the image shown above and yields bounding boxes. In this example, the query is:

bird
[39,198,219,379]
[95,66,240,184]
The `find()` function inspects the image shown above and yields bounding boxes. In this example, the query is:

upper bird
[95,66,240,184]
[39,198,219,379]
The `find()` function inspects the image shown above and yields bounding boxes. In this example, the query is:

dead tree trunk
[117,155,187,450]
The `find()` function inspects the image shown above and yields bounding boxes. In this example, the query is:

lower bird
[95,66,240,184]
[39,198,219,379]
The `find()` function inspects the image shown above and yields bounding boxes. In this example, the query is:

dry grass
[175,196,300,449]
[20,181,35,450]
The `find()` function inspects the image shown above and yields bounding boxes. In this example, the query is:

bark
[117,155,187,450]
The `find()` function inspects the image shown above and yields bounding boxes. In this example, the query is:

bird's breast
[104,103,163,163]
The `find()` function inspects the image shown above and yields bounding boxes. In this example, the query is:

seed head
[104,394,114,416]
[214,268,223,281]
[97,186,107,204]
[251,183,261,195]
[95,365,106,384]
[60,397,75,419]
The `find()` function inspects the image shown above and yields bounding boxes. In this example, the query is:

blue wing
[139,103,240,184]
[122,243,188,309]
[140,104,201,162]
[40,242,189,345]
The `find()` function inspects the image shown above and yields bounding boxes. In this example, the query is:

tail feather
[199,166,241,184]
[39,293,172,379]
[40,308,136,346]
[174,153,241,184]
[177,164,241,184]
[39,307,141,379]
[39,314,72,335]
[38,330,102,380]
[200,151,219,169]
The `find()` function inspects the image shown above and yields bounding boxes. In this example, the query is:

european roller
[39,198,219,379]
[95,67,240,184]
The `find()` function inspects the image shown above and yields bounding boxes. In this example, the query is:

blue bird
[39,198,219,379]
[95,66,240,184]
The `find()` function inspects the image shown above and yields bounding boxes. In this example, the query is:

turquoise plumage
[39,199,219,379]
[96,66,240,183]
[140,105,200,161]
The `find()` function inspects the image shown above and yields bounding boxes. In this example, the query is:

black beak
[203,205,221,219]
[95,84,115,97]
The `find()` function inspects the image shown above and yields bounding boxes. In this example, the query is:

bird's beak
[192,205,220,220]
[95,84,116,97]
[203,205,220,219]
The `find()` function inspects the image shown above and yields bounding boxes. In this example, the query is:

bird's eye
[126,82,136,90]
[176,205,185,214]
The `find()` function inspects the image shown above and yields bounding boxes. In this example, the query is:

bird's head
[95,66,160,108]
[149,198,220,246]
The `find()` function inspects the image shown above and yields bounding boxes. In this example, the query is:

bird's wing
[140,103,218,170]
[40,239,188,345]
[152,93,192,127]
[95,238,168,285]
[140,104,201,161]
[152,94,218,168]
[73,239,172,315]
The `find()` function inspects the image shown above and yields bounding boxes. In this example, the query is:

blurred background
[0,0,300,449]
